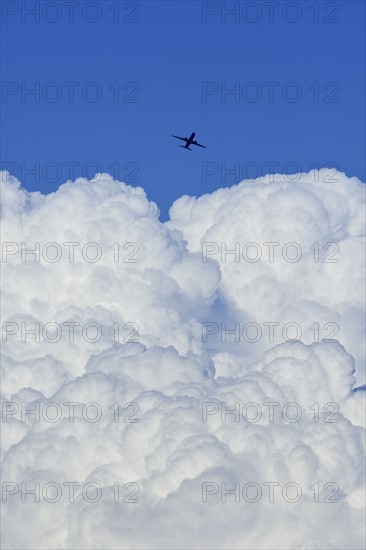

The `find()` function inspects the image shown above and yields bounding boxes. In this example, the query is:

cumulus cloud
[1,170,365,549]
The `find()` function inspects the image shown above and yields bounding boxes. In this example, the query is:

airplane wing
[172,135,187,142]
[192,141,206,148]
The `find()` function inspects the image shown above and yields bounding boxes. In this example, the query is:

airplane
[172,131,206,150]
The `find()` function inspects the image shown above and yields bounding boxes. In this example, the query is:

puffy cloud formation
[1,170,365,549]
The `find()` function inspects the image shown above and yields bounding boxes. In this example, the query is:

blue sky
[1,0,365,219]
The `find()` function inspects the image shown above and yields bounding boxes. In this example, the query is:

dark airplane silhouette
[172,132,206,150]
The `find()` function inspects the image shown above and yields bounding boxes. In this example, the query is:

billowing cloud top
[1,170,365,549]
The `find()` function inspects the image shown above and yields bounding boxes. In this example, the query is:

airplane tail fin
[179,145,192,150]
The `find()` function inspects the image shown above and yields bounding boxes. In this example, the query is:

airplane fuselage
[183,132,195,148]
[183,132,196,148]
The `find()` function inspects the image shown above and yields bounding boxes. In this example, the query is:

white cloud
[1,170,365,549]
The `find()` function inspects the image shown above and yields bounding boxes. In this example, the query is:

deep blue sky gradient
[1,0,365,219]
